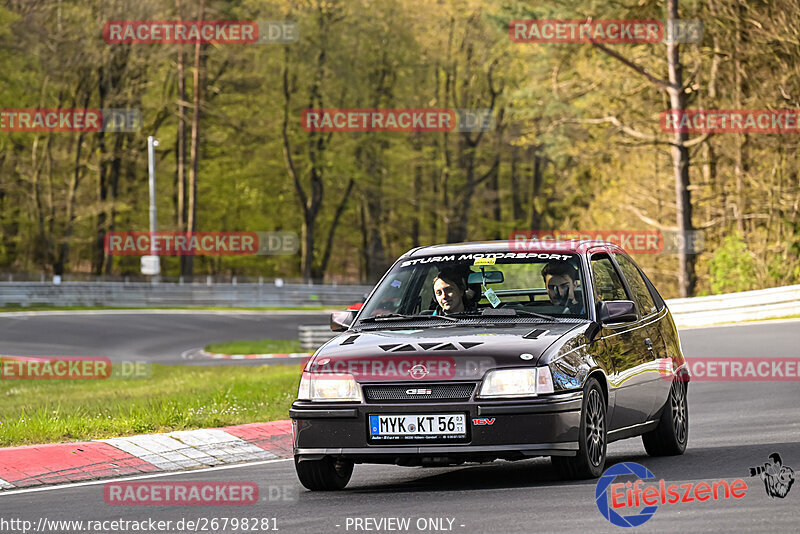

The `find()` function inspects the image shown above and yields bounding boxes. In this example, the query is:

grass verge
[205,338,305,355]
[0,363,301,447]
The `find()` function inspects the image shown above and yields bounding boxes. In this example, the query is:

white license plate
[369,414,466,437]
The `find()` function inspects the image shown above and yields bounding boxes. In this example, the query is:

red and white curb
[199,349,311,360]
[0,420,292,490]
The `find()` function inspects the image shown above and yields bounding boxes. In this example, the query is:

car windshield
[358,251,588,323]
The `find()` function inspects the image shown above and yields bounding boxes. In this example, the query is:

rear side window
[615,254,657,316]
[590,254,628,302]
[639,269,666,310]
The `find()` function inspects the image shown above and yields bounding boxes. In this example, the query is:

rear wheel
[642,379,688,456]
[294,456,354,491]
[552,377,606,479]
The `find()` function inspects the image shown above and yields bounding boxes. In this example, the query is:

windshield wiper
[508,309,566,322]
[449,308,566,322]
[358,313,459,323]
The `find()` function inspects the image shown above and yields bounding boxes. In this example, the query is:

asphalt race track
[0,311,329,365]
[1,314,799,533]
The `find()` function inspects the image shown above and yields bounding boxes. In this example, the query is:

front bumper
[291,390,583,464]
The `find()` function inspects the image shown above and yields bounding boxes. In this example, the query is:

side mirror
[597,300,638,325]
[330,310,357,332]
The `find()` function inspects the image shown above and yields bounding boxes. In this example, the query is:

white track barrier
[667,284,800,328]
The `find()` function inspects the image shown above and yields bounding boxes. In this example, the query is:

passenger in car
[542,260,585,315]
[432,268,477,315]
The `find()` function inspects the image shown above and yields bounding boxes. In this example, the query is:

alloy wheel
[671,381,687,445]
[585,389,605,467]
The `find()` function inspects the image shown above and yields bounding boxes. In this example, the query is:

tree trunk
[733,2,747,234]
[316,179,355,280]
[103,134,124,275]
[280,4,338,281]
[185,0,205,277]
[176,0,189,276]
[666,0,696,297]
[56,131,87,275]
[530,154,543,230]
[510,146,523,220]
[411,163,422,247]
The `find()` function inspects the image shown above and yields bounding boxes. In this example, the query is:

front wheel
[552,377,607,479]
[642,379,688,456]
[294,456,354,491]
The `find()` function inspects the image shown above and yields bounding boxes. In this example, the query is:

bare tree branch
[625,204,678,232]
[590,42,673,90]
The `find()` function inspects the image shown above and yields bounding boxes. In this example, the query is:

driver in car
[542,260,585,315]
[432,269,477,315]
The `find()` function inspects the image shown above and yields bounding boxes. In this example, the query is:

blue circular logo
[595,462,658,527]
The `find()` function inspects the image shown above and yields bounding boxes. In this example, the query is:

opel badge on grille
[409,364,429,380]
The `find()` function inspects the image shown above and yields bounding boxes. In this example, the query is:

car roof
[402,239,625,257]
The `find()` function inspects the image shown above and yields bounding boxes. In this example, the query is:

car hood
[308,323,584,383]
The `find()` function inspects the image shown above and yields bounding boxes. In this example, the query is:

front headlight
[478,367,555,398]
[297,372,363,402]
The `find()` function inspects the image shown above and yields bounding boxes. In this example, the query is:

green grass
[205,338,305,354]
[0,363,301,447]
[0,304,329,312]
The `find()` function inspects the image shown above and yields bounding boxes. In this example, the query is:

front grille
[364,383,475,402]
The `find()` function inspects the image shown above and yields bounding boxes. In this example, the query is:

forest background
[1,0,798,298]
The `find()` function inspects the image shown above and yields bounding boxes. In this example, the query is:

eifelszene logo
[595,463,659,527]
[595,462,748,527]
[749,453,795,499]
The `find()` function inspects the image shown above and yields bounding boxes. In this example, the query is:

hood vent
[380,341,484,352]
[341,335,360,345]
[523,328,548,339]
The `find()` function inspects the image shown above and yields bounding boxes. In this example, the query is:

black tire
[642,379,688,456]
[552,377,607,479]
[294,456,354,491]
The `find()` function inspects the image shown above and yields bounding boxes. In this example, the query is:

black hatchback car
[290,240,690,490]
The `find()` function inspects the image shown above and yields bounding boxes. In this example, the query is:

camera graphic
[749,452,795,499]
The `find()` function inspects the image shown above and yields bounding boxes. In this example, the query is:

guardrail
[299,325,337,352]
[2,279,798,329]
[666,284,800,328]
[0,281,372,308]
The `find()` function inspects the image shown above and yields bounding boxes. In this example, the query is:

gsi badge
[406,389,432,395]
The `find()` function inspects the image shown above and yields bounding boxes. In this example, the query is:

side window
[639,268,666,311]
[615,254,657,316]
[590,254,628,302]
[363,267,417,317]
[419,266,439,312]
